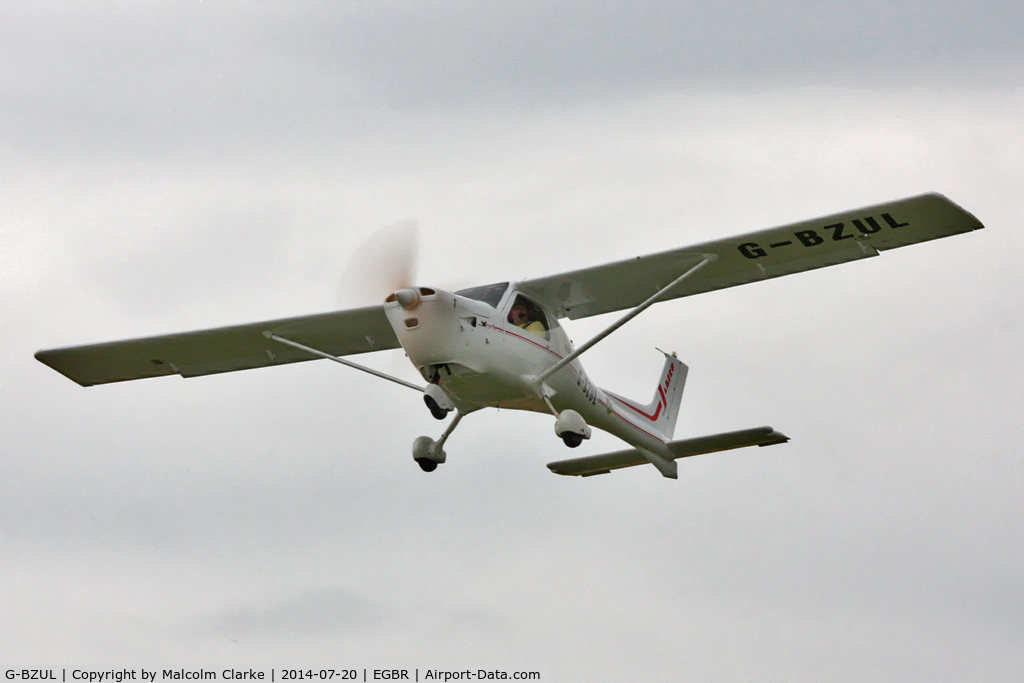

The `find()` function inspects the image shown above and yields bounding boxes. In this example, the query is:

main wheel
[561,432,584,448]
[416,458,438,472]
[424,395,450,420]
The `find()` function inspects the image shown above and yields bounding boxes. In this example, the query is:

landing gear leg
[413,411,465,472]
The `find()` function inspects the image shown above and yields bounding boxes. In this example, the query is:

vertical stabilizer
[604,353,688,440]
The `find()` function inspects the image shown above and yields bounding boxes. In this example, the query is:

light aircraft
[36,193,983,478]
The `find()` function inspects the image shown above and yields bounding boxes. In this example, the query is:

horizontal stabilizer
[546,426,789,477]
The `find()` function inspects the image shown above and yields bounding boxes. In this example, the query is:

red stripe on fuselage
[609,365,675,423]
[611,394,663,421]
[483,322,573,368]
[605,400,668,443]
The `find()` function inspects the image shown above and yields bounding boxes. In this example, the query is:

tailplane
[547,426,790,477]
[604,352,688,440]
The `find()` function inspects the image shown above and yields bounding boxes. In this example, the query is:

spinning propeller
[337,219,419,307]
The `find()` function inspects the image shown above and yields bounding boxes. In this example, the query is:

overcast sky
[2,1,1023,679]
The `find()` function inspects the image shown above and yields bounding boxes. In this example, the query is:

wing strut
[536,254,717,383]
[263,332,424,392]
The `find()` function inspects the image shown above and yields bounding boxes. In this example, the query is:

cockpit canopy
[455,282,509,308]
[456,282,554,340]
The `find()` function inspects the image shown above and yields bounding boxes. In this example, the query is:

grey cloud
[276,0,1024,103]
[213,588,387,639]
[2,2,1022,161]
[80,202,298,315]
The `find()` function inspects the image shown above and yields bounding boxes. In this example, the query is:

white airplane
[36,193,983,478]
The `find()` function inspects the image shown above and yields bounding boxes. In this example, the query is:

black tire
[416,458,438,472]
[561,432,584,448]
[424,395,450,420]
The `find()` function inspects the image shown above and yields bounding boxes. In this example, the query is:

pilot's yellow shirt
[518,320,546,337]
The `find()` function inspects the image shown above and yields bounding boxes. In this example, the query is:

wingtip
[759,429,790,446]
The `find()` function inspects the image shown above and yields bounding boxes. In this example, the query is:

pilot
[508,300,546,337]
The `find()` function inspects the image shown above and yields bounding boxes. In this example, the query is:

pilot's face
[510,304,529,324]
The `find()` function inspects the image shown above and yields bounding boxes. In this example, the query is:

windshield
[455,282,509,308]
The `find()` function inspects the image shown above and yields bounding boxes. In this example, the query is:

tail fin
[605,352,688,440]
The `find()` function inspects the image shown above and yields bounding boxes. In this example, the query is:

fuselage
[382,283,675,458]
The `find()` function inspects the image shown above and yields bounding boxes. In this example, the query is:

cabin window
[506,294,550,340]
[456,282,509,308]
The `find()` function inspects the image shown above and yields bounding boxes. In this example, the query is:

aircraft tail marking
[605,353,688,440]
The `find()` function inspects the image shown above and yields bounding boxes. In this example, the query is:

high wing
[37,193,982,387]
[519,193,983,320]
[35,306,399,387]
[547,426,790,477]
